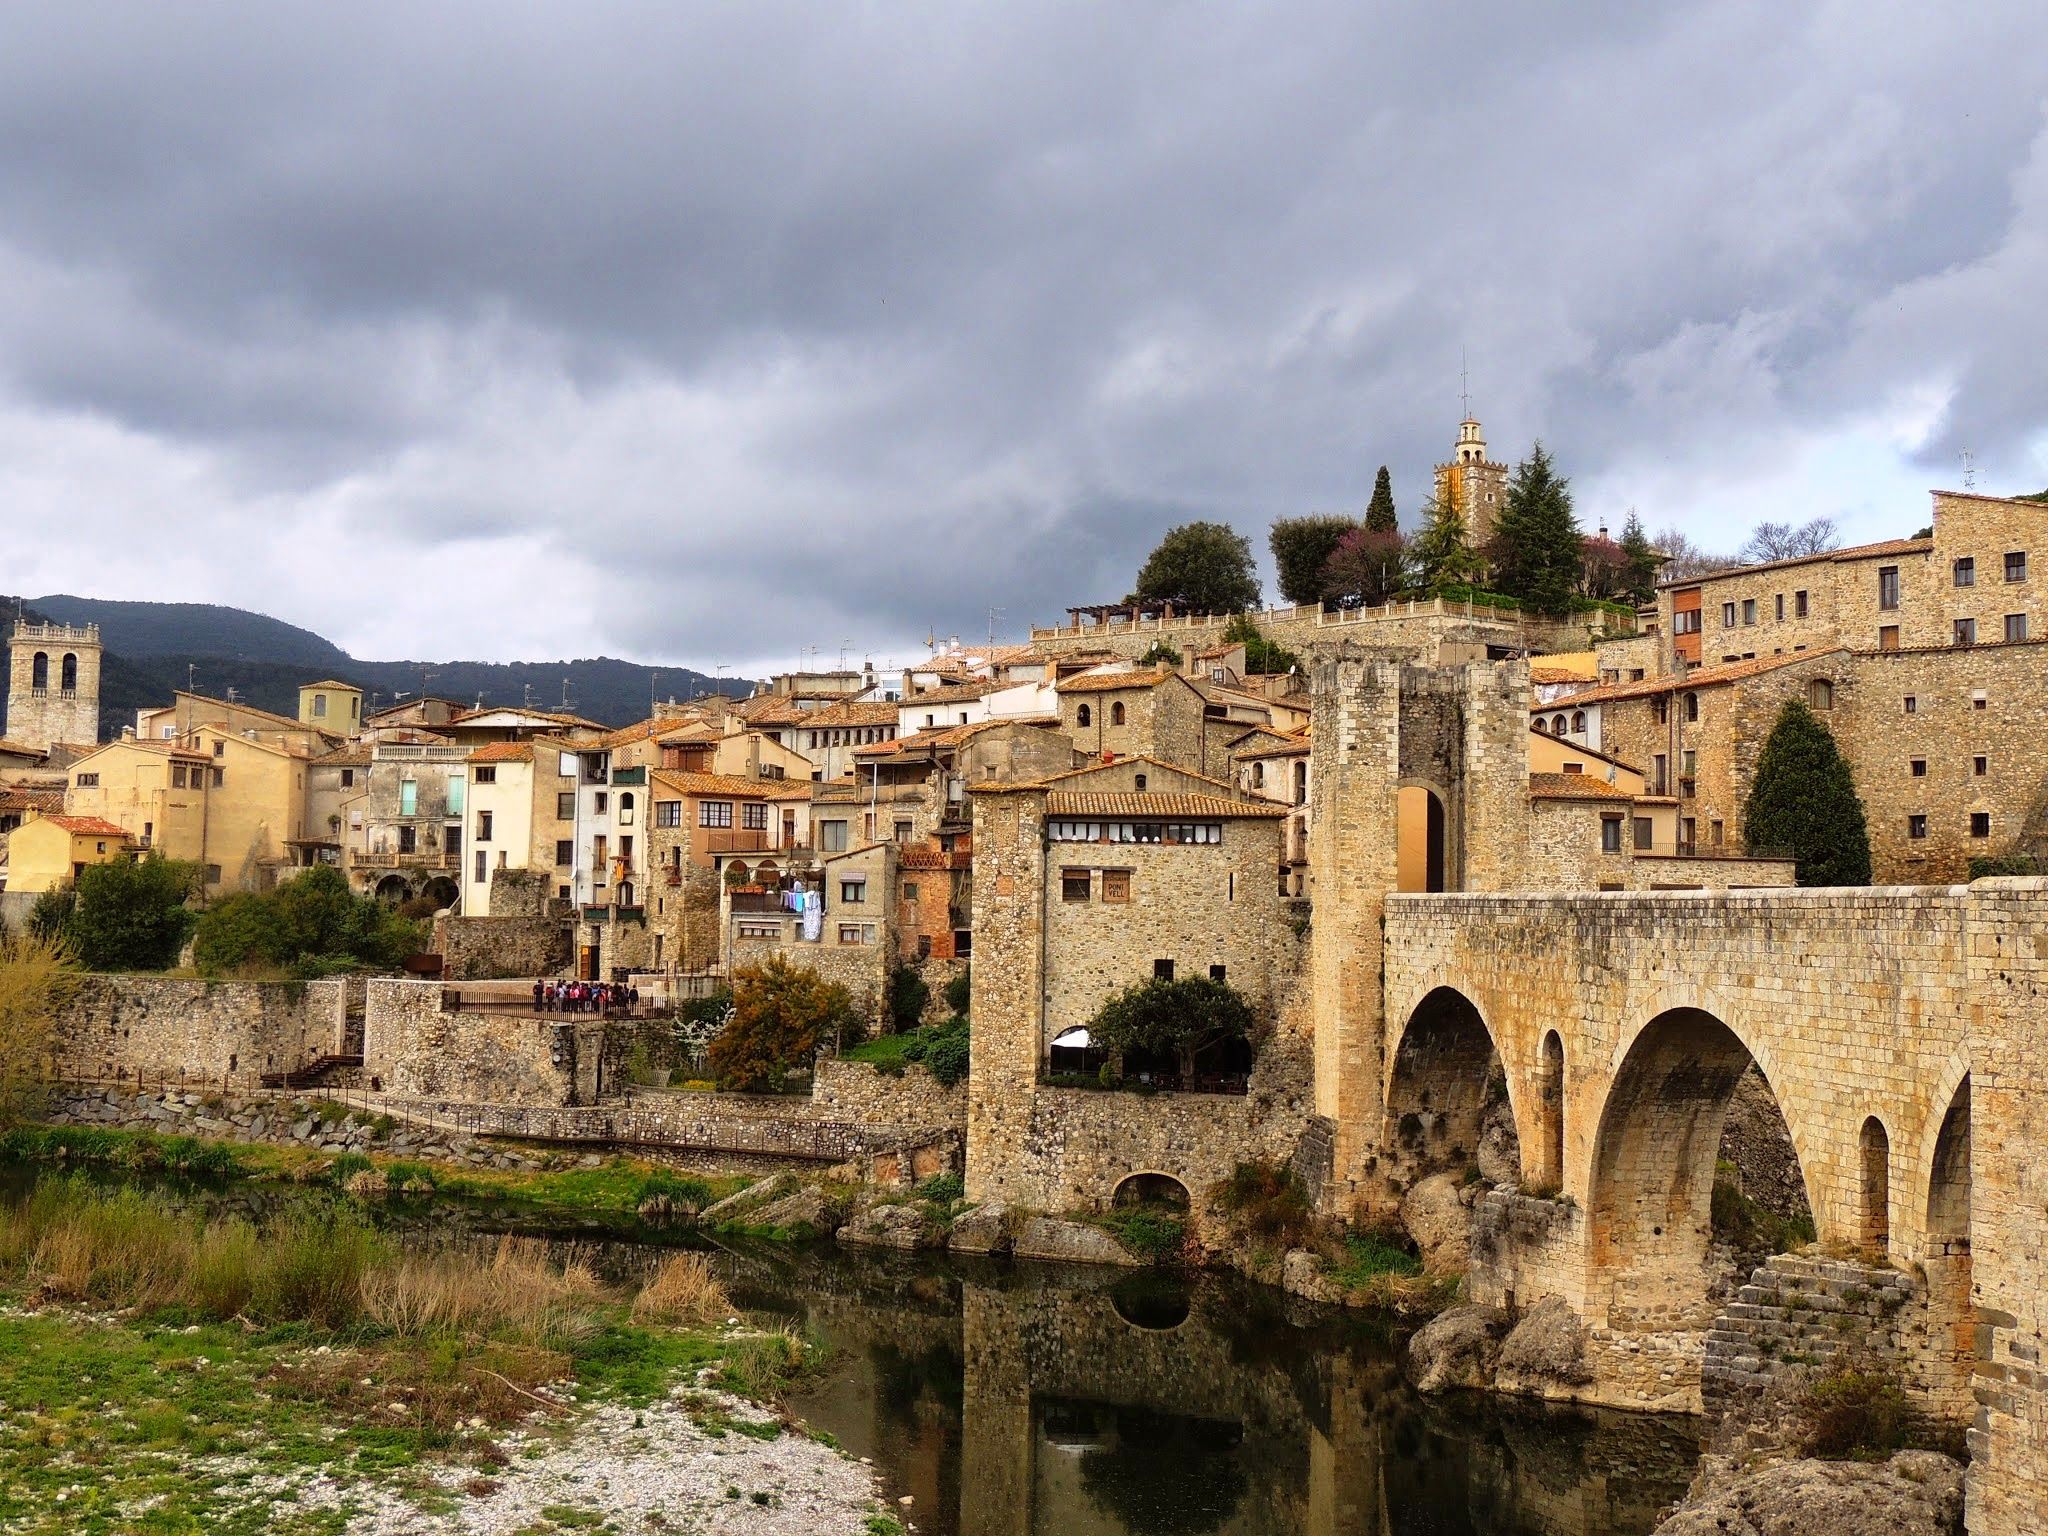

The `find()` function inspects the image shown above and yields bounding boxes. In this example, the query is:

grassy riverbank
[0,1174,866,1534]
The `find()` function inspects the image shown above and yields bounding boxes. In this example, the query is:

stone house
[655,720,815,782]
[361,695,466,736]
[788,698,900,781]
[646,769,812,973]
[719,840,896,1021]
[1053,666,1218,776]
[348,739,471,906]
[1235,733,1311,896]
[133,689,337,756]
[437,705,605,750]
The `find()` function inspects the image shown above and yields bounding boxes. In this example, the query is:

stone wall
[435,869,572,980]
[748,938,890,1025]
[51,974,348,1089]
[811,1057,967,1131]
[1027,598,1593,664]
[361,978,590,1106]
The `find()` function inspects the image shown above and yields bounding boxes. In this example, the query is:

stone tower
[1434,416,1510,549]
[4,620,102,751]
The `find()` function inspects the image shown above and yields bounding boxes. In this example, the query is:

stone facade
[1053,670,1216,777]
[4,621,101,753]
[434,866,572,979]
[811,1057,966,1131]
[361,978,594,1106]
[51,974,349,1088]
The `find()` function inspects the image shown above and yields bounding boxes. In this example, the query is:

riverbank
[0,1174,896,1535]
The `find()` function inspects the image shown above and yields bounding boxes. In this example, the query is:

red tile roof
[1529,773,1633,801]
[650,769,798,799]
[45,815,133,837]
[900,680,1005,706]
[468,741,536,763]
[1054,668,1177,693]
[1532,650,1843,710]
[1043,791,1289,819]
[1657,536,1932,590]
[802,699,902,727]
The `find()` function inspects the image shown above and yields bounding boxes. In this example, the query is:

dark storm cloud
[0,1,2042,667]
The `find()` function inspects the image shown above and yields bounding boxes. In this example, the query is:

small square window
[840,879,867,904]
[1954,618,1977,646]
[340,768,355,788]
[1910,759,1927,777]
[1908,814,1928,840]
[555,839,573,866]
[1741,598,1757,626]
[1903,695,1918,714]
[1061,869,1091,902]
[1878,625,1900,651]
[1721,601,1737,628]
[1209,964,1227,982]
[1971,812,1992,838]
[1153,958,1175,981]
[1973,691,1988,710]
[1974,756,1988,777]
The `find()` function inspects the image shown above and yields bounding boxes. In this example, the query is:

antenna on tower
[1961,449,1977,491]
[1460,347,1471,421]
[987,607,1004,648]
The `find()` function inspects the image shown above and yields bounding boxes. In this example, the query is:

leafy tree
[1319,526,1409,609]
[65,854,203,971]
[901,1015,970,1086]
[26,886,76,947]
[887,963,930,1031]
[0,931,77,1130]
[708,954,858,1092]
[191,864,423,977]
[1487,444,1584,617]
[1744,700,1871,887]
[1579,530,1630,601]
[1137,641,1182,667]
[1409,492,1485,591]
[1739,517,1840,564]
[1088,974,1259,1081]
[1365,465,1398,534]
[1133,521,1261,615]
[1268,514,1358,606]
[1220,613,1299,674]
[1618,511,1661,605]
[943,965,971,1019]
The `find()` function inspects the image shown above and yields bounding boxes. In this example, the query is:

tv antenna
[1961,449,1977,491]
[987,606,1004,647]
[187,663,197,693]
[1460,347,1471,420]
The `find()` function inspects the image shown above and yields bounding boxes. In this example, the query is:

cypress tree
[1365,466,1398,534]
[1489,443,1584,617]
[1744,699,1871,886]
[1618,510,1660,606]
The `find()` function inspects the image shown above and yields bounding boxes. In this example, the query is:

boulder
[1653,1450,1964,1536]
[1495,1295,1592,1395]
[748,1184,841,1238]
[837,1201,939,1252]
[1399,1172,1474,1275]
[947,1202,1016,1257]
[1011,1216,1144,1268]
[1475,1097,1521,1188]
[699,1174,793,1225]
[1406,1304,1509,1392]
[1281,1248,1343,1305]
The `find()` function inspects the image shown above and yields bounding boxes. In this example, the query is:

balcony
[699,829,778,855]
[351,850,457,870]
[611,766,647,786]
[728,890,786,915]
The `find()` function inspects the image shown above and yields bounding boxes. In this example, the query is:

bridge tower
[4,620,102,752]
[1303,654,1529,1213]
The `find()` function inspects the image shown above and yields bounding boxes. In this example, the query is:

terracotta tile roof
[452,705,603,730]
[1658,536,1932,590]
[468,741,535,763]
[301,679,360,691]
[1234,732,1311,761]
[364,695,465,720]
[854,716,1059,759]
[0,739,46,758]
[0,788,63,813]
[1529,772,1633,801]
[803,699,902,727]
[1532,650,1843,710]
[1043,791,1289,819]
[1054,668,1176,693]
[44,815,134,837]
[1529,731,1646,779]
[900,680,1004,706]
[649,769,792,799]
[313,744,373,767]
[1530,664,1597,686]
[87,739,212,763]
[1036,756,1246,796]
[169,690,308,731]
[734,695,809,726]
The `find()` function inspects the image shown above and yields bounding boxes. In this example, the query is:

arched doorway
[421,875,459,912]
[1926,1077,1971,1251]
[374,874,411,904]
[1859,1116,1891,1256]
[1384,987,1517,1189]
[1534,1031,1565,1194]
[1395,786,1449,893]
[1588,1009,1812,1333]
[1113,1172,1190,1211]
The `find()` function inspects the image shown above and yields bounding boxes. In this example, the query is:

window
[399,779,418,816]
[340,769,355,788]
[1077,704,1092,727]
[1795,589,1809,617]
[1134,773,1148,792]
[1954,618,1977,646]
[1975,756,1989,777]
[398,825,417,854]
[1653,753,1668,793]
[820,820,848,853]
[744,803,770,831]
[445,774,463,815]
[557,791,576,819]
[1633,816,1653,850]
[1808,679,1834,710]
[839,924,866,944]
[1775,594,1785,621]
[1954,556,1976,587]
[204,864,221,884]
[618,792,635,826]
[555,839,573,866]
[2006,551,2028,583]
[1742,598,1757,626]
[902,881,920,901]
[1101,869,1131,903]
[1879,625,1900,650]
[699,801,733,828]
[737,921,780,940]
[1110,701,1126,725]
[473,765,496,785]
[1551,714,1567,734]
[213,740,225,757]
[1904,695,1918,714]
[1653,697,1668,724]
[1909,814,1928,840]
[2007,613,2029,643]
[1561,761,1582,774]
[1061,869,1091,902]
[1878,566,1901,610]
[1153,958,1175,980]
[655,800,682,828]
[1973,690,1988,710]
[475,850,487,885]
[1910,758,1927,777]
[1681,748,1696,779]
[1684,692,1700,722]
[75,772,99,788]
[476,810,493,842]
[1600,817,1623,853]
[1673,608,1702,634]
[1721,601,1737,628]
[594,792,608,815]
[211,767,223,788]
[1570,710,1586,733]
[312,693,327,718]
[1971,812,1992,838]
[172,765,187,788]
[841,879,867,904]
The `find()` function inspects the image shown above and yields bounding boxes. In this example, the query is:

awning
[1050,1027,1093,1049]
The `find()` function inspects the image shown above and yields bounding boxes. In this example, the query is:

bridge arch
[1113,1171,1190,1211]
[1925,1075,1970,1247]
[1585,1006,1816,1333]
[1383,985,1522,1189]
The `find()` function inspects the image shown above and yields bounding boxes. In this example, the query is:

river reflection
[717,1244,1700,1536]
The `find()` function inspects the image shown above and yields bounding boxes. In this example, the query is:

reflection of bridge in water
[752,1250,1697,1536]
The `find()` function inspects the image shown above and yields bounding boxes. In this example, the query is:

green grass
[1328,1231,1424,1287]
[1096,1205,1185,1263]
[842,1032,917,1068]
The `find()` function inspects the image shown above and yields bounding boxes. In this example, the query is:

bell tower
[5,620,103,752]
[1434,414,1511,550]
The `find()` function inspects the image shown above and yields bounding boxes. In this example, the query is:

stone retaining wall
[51,975,349,1089]
[811,1057,966,1130]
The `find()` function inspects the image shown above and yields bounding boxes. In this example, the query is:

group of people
[533,978,641,1016]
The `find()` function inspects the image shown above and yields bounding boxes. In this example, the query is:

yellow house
[189,725,314,891]
[63,738,213,874]
[298,680,363,735]
[5,812,136,893]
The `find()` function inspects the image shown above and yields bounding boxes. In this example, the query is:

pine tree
[1488,443,1584,617]
[1744,699,1871,887]
[1410,492,1483,591]
[1618,510,1660,606]
[1365,466,1398,534]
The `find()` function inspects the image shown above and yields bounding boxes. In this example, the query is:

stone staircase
[1702,1253,1919,1415]
[259,1053,366,1091]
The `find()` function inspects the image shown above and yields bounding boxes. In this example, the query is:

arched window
[1252,762,1265,788]
[618,792,635,826]
[60,653,77,692]
[1111,701,1126,726]
[1570,710,1586,734]
[1551,714,1568,735]
[1684,692,1700,722]
[1808,679,1834,711]
[1077,704,1092,727]
[1860,1116,1890,1255]
[29,652,47,690]
[1533,717,1548,734]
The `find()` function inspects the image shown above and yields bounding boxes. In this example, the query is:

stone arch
[1533,1030,1565,1193]
[1110,701,1126,726]
[1586,1007,1815,1333]
[1395,780,1449,893]
[1383,986,1519,1190]
[1925,1075,1970,1248]
[421,875,459,911]
[30,651,47,689]
[1113,1171,1190,1210]
[1859,1115,1891,1255]
[60,653,77,691]
[1077,703,1092,728]
[374,874,411,903]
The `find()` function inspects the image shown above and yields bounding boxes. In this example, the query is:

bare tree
[1739,517,1840,564]
[1649,526,1738,581]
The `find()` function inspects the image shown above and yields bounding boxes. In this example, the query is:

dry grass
[362,1235,607,1347]
[631,1252,731,1326]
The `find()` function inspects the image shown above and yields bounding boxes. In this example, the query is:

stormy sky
[1,3,2044,677]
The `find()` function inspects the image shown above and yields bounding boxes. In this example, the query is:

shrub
[1137,641,1182,667]
[630,1252,730,1326]
[65,854,204,971]
[708,956,857,1092]
[1088,974,1257,1080]
[192,864,423,977]
[1100,1205,1185,1263]
[1970,853,2043,879]
[887,965,931,1030]
[1801,1367,1913,1460]
[915,1173,964,1206]
[900,1017,970,1087]
[943,967,971,1019]
[1214,1161,1312,1247]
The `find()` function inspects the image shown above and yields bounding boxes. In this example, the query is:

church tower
[1434,415,1510,550]
[5,620,102,752]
